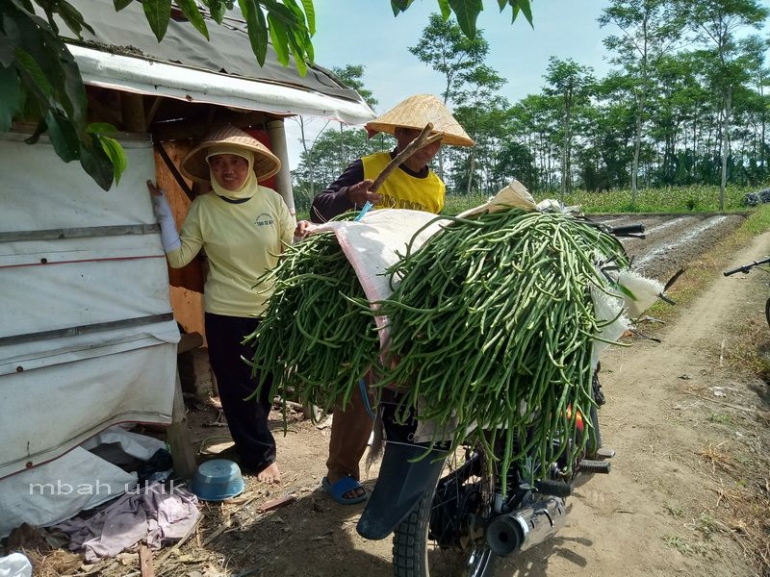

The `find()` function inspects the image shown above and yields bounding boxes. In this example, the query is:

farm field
[24,211,770,577]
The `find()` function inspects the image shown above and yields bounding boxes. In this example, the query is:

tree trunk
[465,151,475,195]
[719,87,731,211]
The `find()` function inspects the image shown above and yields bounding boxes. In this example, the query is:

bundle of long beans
[245,225,379,419]
[371,207,629,483]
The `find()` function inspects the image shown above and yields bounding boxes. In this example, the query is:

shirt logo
[254,213,275,227]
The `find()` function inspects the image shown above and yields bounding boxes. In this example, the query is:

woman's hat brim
[180,126,282,184]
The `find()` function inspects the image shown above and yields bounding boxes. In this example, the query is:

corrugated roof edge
[57,0,376,123]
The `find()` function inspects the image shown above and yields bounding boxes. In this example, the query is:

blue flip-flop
[322,476,367,505]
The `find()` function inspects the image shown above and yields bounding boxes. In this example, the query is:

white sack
[0,448,138,539]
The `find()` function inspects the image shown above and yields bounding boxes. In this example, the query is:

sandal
[322,476,367,505]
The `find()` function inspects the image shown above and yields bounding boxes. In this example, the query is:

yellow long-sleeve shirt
[166,187,295,317]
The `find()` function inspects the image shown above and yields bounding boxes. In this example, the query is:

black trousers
[204,313,275,473]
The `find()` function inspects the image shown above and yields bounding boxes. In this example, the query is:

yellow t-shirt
[166,187,295,317]
[362,152,445,214]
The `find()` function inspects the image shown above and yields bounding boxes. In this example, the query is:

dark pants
[204,313,275,473]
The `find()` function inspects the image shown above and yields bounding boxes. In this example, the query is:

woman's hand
[146,180,181,252]
[146,180,164,197]
[293,220,315,245]
[294,219,311,239]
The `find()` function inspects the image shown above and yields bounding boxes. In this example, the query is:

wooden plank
[0,224,159,243]
[177,332,203,355]
[257,494,296,513]
[166,370,197,480]
[0,313,174,347]
[138,543,155,577]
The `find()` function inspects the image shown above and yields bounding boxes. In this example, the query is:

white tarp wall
[0,132,180,480]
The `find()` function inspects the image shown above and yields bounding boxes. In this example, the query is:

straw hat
[180,125,282,184]
[365,94,475,147]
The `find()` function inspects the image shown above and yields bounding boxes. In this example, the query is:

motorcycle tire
[392,459,498,577]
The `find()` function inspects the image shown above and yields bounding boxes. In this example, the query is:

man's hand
[345,179,382,207]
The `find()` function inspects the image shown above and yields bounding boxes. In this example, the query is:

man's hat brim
[365,94,475,147]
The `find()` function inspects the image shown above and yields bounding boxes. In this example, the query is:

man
[310,94,474,504]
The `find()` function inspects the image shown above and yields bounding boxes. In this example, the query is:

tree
[452,67,508,195]
[408,13,493,180]
[674,0,769,209]
[543,57,596,198]
[292,64,377,198]
[2,0,533,190]
[599,0,683,206]
[292,126,386,213]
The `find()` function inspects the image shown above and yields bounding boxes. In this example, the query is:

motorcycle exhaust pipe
[486,498,568,556]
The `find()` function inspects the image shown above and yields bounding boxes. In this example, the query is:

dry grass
[695,443,736,475]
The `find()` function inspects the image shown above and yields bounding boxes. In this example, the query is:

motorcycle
[356,222,647,577]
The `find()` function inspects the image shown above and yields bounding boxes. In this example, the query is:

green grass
[299,184,767,219]
[440,184,765,216]
[560,185,756,213]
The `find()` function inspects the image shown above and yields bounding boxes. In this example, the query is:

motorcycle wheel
[392,455,498,577]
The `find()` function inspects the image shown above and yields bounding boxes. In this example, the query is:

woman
[149,125,296,484]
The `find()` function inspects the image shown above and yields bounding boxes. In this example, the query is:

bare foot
[257,462,281,484]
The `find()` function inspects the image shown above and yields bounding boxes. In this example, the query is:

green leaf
[299,0,315,36]
[0,32,16,67]
[390,0,414,16]
[288,34,307,76]
[80,134,115,191]
[14,0,34,12]
[262,1,301,27]
[254,2,269,66]
[98,135,128,185]
[142,0,172,41]
[209,0,227,24]
[58,45,88,133]
[46,110,80,162]
[238,0,266,66]
[14,47,54,101]
[437,0,451,20]
[0,65,22,132]
[176,0,209,40]
[113,0,134,11]
[512,0,532,26]
[87,122,119,135]
[267,14,290,66]
[57,1,95,38]
[304,30,314,63]
[448,0,482,39]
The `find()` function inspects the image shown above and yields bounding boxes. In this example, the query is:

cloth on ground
[53,482,199,562]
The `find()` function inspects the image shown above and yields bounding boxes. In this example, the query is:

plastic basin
[189,459,245,501]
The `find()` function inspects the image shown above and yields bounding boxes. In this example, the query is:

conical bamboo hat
[181,125,281,184]
[365,94,474,147]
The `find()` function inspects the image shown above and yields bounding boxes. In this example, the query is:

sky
[283,0,618,167]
